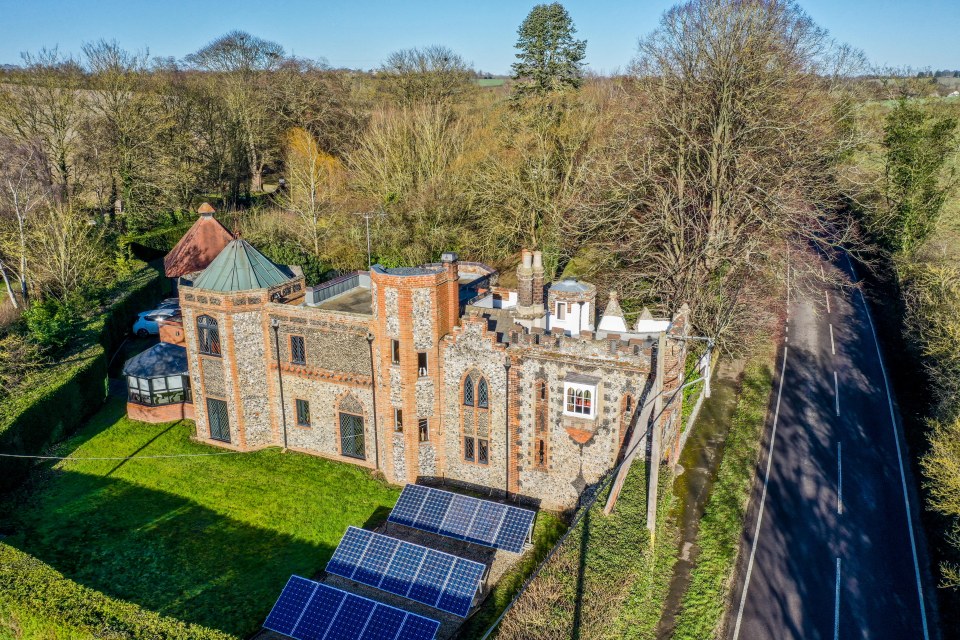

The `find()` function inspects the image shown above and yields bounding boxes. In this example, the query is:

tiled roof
[163,213,234,278]
[192,239,294,292]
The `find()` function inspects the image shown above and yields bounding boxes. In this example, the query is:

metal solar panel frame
[263,575,441,640]
[388,484,536,554]
[326,526,487,617]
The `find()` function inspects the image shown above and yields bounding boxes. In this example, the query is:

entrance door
[207,398,230,443]
[339,412,365,459]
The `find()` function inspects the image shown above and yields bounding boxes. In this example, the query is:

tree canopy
[511,3,586,96]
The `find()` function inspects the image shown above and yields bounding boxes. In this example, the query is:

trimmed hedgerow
[0,263,164,493]
[0,543,234,640]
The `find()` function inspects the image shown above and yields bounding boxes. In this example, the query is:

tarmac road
[726,253,938,640]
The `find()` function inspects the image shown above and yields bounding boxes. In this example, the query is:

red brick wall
[127,401,195,424]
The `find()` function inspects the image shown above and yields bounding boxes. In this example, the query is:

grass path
[0,397,399,637]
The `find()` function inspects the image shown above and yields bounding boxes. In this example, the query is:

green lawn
[0,397,399,637]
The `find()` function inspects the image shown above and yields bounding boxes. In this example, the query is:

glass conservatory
[123,342,192,407]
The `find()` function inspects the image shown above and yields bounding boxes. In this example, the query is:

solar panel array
[264,575,440,640]
[326,526,485,617]
[388,484,536,554]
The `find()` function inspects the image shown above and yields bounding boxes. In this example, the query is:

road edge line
[731,343,789,640]
[845,253,930,640]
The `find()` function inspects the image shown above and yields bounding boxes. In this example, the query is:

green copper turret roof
[191,239,293,292]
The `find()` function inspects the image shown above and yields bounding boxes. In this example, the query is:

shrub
[22,298,79,352]
[0,543,235,640]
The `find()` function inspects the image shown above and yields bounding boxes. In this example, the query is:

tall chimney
[517,249,533,308]
[441,252,460,333]
[531,250,544,306]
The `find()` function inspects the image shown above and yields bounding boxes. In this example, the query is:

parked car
[156,297,180,310]
[133,309,180,336]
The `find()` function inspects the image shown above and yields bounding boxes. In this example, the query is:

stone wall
[277,373,376,467]
[440,318,509,493]
[231,309,271,447]
[512,353,647,510]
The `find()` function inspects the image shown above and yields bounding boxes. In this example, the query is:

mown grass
[0,397,400,638]
[671,355,776,639]
[491,463,678,640]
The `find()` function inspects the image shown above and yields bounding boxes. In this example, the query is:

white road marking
[845,253,930,640]
[732,344,790,640]
[835,557,841,640]
[826,290,831,313]
[834,371,840,417]
[838,442,843,515]
[829,324,836,355]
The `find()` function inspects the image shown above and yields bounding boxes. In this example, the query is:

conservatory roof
[123,343,189,378]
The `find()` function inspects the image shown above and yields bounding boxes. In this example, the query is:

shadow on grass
[5,471,334,638]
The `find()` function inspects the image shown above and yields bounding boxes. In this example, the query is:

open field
[0,397,400,637]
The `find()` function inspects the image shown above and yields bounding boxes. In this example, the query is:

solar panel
[263,575,440,640]
[326,527,485,617]
[388,484,536,554]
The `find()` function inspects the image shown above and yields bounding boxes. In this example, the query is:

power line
[478,358,706,640]
[0,451,246,461]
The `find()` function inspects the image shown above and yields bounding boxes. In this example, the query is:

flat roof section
[313,286,373,315]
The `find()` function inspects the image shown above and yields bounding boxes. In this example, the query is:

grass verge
[489,463,678,640]
[671,355,776,639]
[0,397,400,638]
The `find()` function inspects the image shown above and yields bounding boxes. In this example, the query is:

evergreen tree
[511,3,586,96]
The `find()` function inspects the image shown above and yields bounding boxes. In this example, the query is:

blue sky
[0,0,956,74]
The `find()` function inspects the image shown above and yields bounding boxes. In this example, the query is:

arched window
[461,371,489,465]
[197,315,221,356]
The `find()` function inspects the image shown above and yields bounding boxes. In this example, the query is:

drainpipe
[504,355,512,502]
[367,332,380,472]
[271,319,288,450]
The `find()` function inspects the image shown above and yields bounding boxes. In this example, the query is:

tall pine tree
[511,3,586,97]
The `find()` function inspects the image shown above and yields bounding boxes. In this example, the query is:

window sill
[562,411,596,421]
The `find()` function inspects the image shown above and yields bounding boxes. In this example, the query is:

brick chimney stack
[517,249,533,308]
[441,251,460,333]
[532,250,544,305]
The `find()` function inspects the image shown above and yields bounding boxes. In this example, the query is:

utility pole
[354,210,383,269]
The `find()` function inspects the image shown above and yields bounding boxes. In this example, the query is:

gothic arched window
[461,372,489,465]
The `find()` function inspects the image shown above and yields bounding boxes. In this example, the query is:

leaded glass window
[290,335,306,365]
[207,398,230,442]
[477,377,488,408]
[339,412,365,460]
[296,399,310,427]
[197,315,221,356]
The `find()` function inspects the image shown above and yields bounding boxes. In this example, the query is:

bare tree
[378,46,474,106]
[0,48,86,201]
[186,31,285,194]
[0,138,51,306]
[280,127,346,257]
[614,0,865,348]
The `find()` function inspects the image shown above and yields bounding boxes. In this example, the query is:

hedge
[0,543,235,640]
[0,263,165,493]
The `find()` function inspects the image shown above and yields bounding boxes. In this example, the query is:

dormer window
[563,374,599,419]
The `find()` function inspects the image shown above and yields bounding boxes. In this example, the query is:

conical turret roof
[163,205,234,278]
[191,239,293,292]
